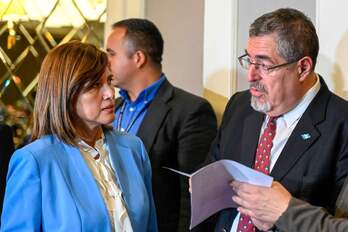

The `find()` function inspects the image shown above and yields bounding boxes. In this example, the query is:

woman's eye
[107,75,113,84]
[92,82,102,88]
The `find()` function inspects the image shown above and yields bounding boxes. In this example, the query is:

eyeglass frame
[238,54,300,74]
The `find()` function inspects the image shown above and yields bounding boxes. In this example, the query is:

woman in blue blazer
[1,41,157,232]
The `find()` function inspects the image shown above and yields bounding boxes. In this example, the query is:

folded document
[164,159,273,229]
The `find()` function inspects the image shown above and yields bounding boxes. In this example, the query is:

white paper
[164,159,273,229]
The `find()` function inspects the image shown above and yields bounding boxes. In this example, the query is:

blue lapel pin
[301,133,311,140]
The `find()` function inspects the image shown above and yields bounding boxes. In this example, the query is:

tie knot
[267,116,279,127]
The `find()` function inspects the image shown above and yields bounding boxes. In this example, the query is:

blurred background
[0,0,106,147]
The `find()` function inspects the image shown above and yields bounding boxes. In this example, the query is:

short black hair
[112,18,163,68]
[250,8,319,70]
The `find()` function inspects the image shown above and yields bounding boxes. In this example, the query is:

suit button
[221,229,227,232]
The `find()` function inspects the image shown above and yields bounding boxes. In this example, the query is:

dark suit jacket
[276,176,348,232]
[0,124,15,215]
[115,79,217,232]
[207,78,348,232]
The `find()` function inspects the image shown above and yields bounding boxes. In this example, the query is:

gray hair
[249,8,319,69]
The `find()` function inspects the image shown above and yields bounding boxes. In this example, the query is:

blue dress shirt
[113,74,166,135]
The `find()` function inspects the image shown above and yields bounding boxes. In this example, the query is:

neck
[79,125,102,147]
[127,68,162,102]
[302,72,317,93]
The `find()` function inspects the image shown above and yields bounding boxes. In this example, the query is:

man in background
[106,18,217,232]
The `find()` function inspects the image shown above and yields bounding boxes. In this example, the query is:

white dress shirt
[78,132,133,232]
[230,75,321,232]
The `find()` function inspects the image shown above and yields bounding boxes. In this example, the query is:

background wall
[145,0,205,96]
[105,0,144,42]
[202,0,237,122]
[316,0,348,99]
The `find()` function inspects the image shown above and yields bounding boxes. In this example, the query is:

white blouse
[78,133,133,232]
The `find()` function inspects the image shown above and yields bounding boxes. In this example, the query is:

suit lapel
[115,97,124,109]
[104,131,131,208]
[239,112,264,167]
[270,114,319,180]
[55,139,111,230]
[137,79,172,152]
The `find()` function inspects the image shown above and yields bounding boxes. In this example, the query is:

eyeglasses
[238,54,298,75]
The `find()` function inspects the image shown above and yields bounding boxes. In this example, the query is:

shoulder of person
[223,90,253,114]
[0,123,11,131]
[9,135,60,167]
[326,92,348,117]
[106,129,143,149]
[166,85,216,115]
[17,135,58,155]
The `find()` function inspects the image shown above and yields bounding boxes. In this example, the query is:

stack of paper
[165,159,273,229]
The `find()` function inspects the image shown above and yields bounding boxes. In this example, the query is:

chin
[251,96,272,113]
[99,115,115,125]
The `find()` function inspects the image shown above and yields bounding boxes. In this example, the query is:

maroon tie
[236,117,277,232]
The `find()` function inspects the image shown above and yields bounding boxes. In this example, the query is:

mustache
[250,81,267,93]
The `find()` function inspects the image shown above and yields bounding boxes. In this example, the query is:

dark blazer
[275,176,348,232]
[0,124,14,215]
[115,79,217,232]
[207,78,348,232]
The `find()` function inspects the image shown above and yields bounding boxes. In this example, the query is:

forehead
[246,34,282,62]
[107,27,127,46]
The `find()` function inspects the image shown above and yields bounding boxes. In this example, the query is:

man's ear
[297,56,313,81]
[133,50,146,68]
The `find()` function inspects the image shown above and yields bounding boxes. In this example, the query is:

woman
[1,41,157,232]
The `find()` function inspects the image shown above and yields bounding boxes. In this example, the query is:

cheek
[265,82,284,104]
[76,96,101,119]
[110,60,117,72]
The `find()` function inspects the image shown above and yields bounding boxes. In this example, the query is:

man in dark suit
[0,123,15,215]
[231,177,348,232]
[106,18,217,232]
[206,8,348,232]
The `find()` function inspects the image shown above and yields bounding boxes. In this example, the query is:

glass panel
[0,0,106,147]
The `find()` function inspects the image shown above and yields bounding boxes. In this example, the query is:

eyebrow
[245,50,273,63]
[106,48,114,53]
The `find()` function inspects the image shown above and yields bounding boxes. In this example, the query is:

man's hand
[230,181,291,230]
[251,217,274,231]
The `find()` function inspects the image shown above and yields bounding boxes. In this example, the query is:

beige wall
[105,0,144,43]
[316,0,348,100]
[145,0,205,96]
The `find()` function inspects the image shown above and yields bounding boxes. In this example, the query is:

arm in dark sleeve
[276,197,348,232]
[177,100,217,173]
[176,100,217,232]
[204,92,237,164]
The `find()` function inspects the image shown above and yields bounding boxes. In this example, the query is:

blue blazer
[1,130,157,232]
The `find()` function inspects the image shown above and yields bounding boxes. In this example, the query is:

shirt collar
[77,131,105,159]
[119,73,166,105]
[280,74,321,128]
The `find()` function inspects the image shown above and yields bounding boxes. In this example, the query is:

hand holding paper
[164,159,273,229]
